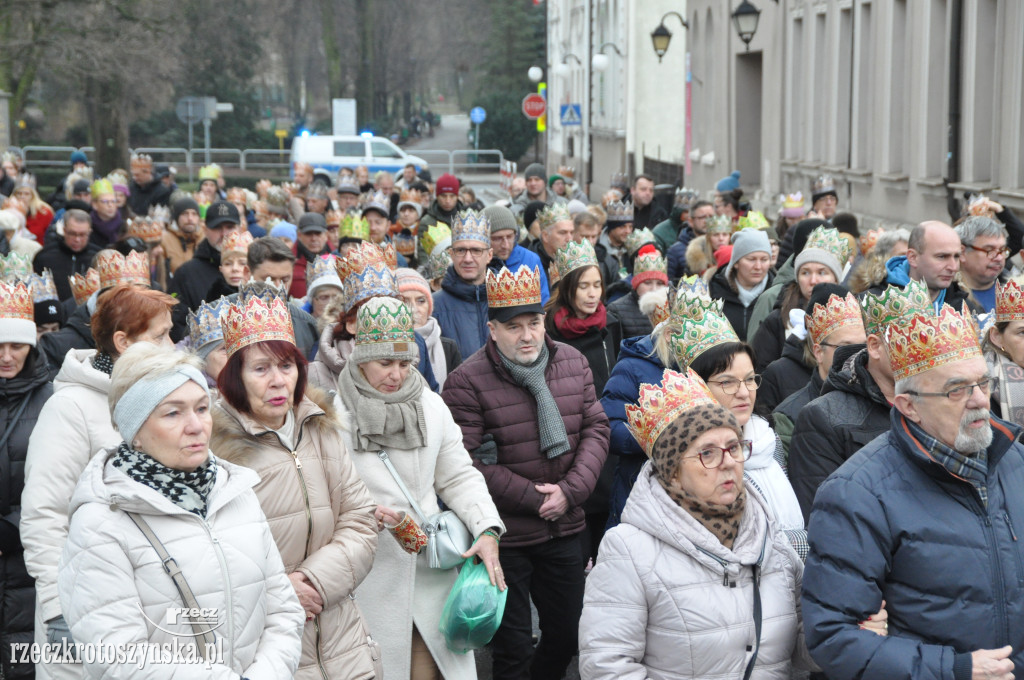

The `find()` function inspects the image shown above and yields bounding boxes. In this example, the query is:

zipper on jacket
[696,546,733,587]
[982,515,1011,646]
[198,517,235,664]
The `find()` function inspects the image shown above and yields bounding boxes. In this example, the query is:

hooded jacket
[59,449,304,679]
[499,244,551,304]
[789,345,892,523]
[580,464,814,680]
[432,267,489,360]
[708,267,776,342]
[760,336,813,414]
[866,255,980,314]
[606,290,653,356]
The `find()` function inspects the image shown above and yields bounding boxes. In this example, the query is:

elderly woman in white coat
[579,368,886,680]
[336,296,505,680]
[58,344,304,679]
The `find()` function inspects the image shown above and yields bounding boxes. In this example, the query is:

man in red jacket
[442,264,610,680]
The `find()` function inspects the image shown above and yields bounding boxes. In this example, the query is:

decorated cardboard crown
[886,305,981,382]
[27,269,58,303]
[861,279,933,337]
[706,214,733,234]
[859,228,884,256]
[126,217,164,243]
[625,227,656,256]
[69,269,100,306]
[307,254,340,288]
[90,178,114,199]
[221,229,254,257]
[96,250,150,290]
[605,199,634,224]
[558,165,576,179]
[338,212,370,241]
[361,191,391,216]
[130,153,153,171]
[632,250,667,284]
[626,368,720,457]
[355,296,416,349]
[813,174,836,193]
[335,241,398,313]
[537,203,571,232]
[13,173,35,190]
[148,205,171,225]
[379,242,398,270]
[422,222,452,257]
[675,187,700,205]
[451,209,490,246]
[803,226,853,266]
[782,192,805,210]
[486,265,542,310]
[554,239,599,281]
[188,297,231,350]
[325,209,342,227]
[0,253,33,282]
[737,211,770,231]
[264,186,290,216]
[995,279,1024,323]
[220,288,296,357]
[424,249,452,281]
[198,165,220,182]
[646,293,672,327]
[0,280,34,323]
[668,293,740,368]
[806,293,865,345]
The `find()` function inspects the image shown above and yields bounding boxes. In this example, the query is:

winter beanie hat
[351,296,419,365]
[395,268,434,318]
[794,242,843,282]
[726,228,771,278]
[483,204,518,235]
[524,163,546,181]
[715,171,741,193]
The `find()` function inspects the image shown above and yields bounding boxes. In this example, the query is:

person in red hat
[417,173,464,256]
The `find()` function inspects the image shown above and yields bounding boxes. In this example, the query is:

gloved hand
[471,434,498,465]
[46,615,76,648]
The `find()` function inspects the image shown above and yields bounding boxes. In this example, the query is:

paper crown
[221,229,254,257]
[626,368,720,457]
[422,222,452,256]
[335,241,398,313]
[675,187,700,205]
[0,280,34,322]
[264,186,290,216]
[325,209,342,227]
[148,205,171,225]
[130,153,153,170]
[198,165,220,182]
[632,250,667,280]
[804,226,852,265]
[674,275,710,301]
[378,242,398,270]
[90,178,114,199]
[625,227,656,255]
[361,190,391,216]
[27,269,58,302]
[859,228,884,256]
[96,250,150,290]
[336,177,361,194]
[668,294,740,368]
[486,266,542,310]
[220,288,296,357]
[813,174,837,196]
[737,211,770,231]
[107,171,129,190]
[782,192,805,209]
[355,297,416,348]
[188,297,230,350]
[0,253,32,282]
[605,200,634,224]
[537,203,571,231]
[398,188,422,206]
[806,293,865,344]
[706,215,733,234]
[886,305,981,382]
[554,239,599,280]
[338,212,370,241]
[126,217,164,243]
[423,249,452,281]
[451,209,490,246]
[558,165,576,179]
[307,253,340,286]
[861,279,933,337]
[995,279,1024,323]
[646,292,672,327]
[69,269,100,306]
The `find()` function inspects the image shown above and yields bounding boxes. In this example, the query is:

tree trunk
[318,0,343,100]
[355,0,373,126]
[84,77,130,175]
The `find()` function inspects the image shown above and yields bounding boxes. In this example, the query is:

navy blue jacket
[803,408,1024,680]
[600,334,666,529]
[432,266,489,360]
[666,225,697,281]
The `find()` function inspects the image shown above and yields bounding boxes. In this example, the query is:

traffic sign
[470,106,487,124]
[560,104,582,126]
[175,97,206,125]
[522,94,546,120]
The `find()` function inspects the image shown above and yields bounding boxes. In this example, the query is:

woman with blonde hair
[11,178,54,243]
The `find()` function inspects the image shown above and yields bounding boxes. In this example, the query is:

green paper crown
[0,253,33,283]
[861,278,933,336]
[737,211,770,231]
[804,226,852,266]
[668,309,740,368]
[339,213,371,241]
[670,288,723,321]
[554,239,599,280]
[537,203,571,231]
[626,227,657,255]
[706,215,733,234]
[422,222,452,257]
[355,297,416,347]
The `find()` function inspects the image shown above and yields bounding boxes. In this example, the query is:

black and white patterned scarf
[91,352,114,376]
[112,442,217,517]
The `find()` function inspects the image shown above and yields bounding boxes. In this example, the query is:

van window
[334,141,365,157]
[371,141,402,159]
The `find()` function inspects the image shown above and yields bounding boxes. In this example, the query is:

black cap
[65,199,91,213]
[523,200,546,229]
[71,179,90,195]
[206,201,240,230]
[35,299,66,326]
[488,302,546,324]
[298,212,327,233]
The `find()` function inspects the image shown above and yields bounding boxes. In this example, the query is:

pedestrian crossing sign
[560,104,582,126]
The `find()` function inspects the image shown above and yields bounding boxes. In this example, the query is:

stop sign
[522,94,546,120]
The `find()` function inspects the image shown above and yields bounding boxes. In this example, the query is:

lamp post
[553,53,583,77]
[592,42,624,73]
[731,1,761,52]
[649,11,689,63]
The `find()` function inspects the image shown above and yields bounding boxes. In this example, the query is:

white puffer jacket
[579,462,816,680]
[58,448,305,680]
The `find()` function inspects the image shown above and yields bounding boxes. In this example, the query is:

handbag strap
[741,566,763,680]
[124,511,217,659]
[377,450,430,524]
[0,395,30,517]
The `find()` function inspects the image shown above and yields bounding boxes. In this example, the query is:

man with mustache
[802,303,1024,680]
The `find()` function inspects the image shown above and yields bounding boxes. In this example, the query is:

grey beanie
[524,163,546,180]
[482,204,518,234]
[726,228,772,278]
[794,246,843,282]
[113,364,209,446]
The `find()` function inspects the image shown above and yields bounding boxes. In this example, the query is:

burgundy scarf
[554,303,607,339]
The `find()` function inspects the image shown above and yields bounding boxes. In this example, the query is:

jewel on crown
[219,288,296,357]
[0,280,34,322]
[69,269,100,306]
[554,239,599,280]
[221,229,255,256]
[804,225,852,265]
[355,297,416,347]
[422,222,452,256]
[805,293,865,345]
[188,297,231,350]
[861,279,933,337]
[451,209,490,246]
[0,253,33,282]
[995,278,1024,323]
[605,199,634,222]
[885,305,982,382]
[537,203,571,231]
[27,269,58,303]
[486,266,542,309]
[626,368,719,457]
[96,250,150,290]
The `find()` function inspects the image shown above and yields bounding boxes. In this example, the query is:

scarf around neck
[666,478,747,550]
[736,277,768,308]
[500,343,570,458]
[991,350,1024,428]
[338,359,428,452]
[112,441,217,517]
[553,304,607,339]
[416,317,448,388]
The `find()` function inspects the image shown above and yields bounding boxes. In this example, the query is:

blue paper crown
[341,264,398,313]
[451,209,491,246]
[188,297,231,349]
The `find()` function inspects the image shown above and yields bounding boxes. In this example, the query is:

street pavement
[404,113,508,205]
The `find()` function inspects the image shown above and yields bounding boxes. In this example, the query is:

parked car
[290,133,428,179]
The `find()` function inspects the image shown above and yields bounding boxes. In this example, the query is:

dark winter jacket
[708,267,776,342]
[441,336,610,548]
[431,267,489,360]
[167,238,221,341]
[631,201,668,231]
[652,215,686,254]
[601,334,667,529]
[528,239,555,282]
[606,290,653,359]
[803,409,1024,680]
[127,178,171,216]
[759,335,812,414]
[771,368,824,459]
[38,303,93,377]
[32,238,103,302]
[0,350,53,679]
[789,345,892,523]
[593,240,622,291]
[751,307,789,373]
[666,225,697,281]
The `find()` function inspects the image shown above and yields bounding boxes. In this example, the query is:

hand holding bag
[377,450,472,570]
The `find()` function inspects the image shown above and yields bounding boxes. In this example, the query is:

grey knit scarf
[337,360,428,452]
[500,343,570,458]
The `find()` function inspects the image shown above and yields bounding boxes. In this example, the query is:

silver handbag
[378,450,473,570]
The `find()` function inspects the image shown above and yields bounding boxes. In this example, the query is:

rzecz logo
[137,604,223,637]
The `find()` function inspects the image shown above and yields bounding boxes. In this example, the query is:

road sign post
[521,94,546,120]
[470,106,486,154]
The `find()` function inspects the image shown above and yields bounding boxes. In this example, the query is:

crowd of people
[0,145,1023,680]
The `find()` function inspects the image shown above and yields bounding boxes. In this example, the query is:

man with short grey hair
[956,215,1010,313]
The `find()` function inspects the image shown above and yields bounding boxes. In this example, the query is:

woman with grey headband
[57,343,304,678]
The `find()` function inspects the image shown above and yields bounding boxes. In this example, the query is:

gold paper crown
[706,215,733,234]
[335,241,397,313]
[804,226,853,265]
[221,229,254,257]
[220,289,295,357]
[859,228,883,256]
[379,242,398,270]
[0,280,34,322]
[325,209,342,227]
[558,165,576,179]
[336,240,388,282]
[625,227,656,255]
[126,217,164,243]
[338,212,370,241]
[130,153,153,170]
[198,165,220,182]
[554,239,599,280]
[27,269,58,302]
[451,209,490,246]
[486,266,542,310]
[668,297,740,368]
[861,279,933,337]
[886,305,981,382]
[646,293,672,327]
[995,279,1024,323]
[806,293,865,344]
[782,192,805,209]
[737,211,770,231]
[0,253,32,282]
[398,188,422,205]
[626,368,720,457]
[355,297,416,347]
[537,203,571,231]
[96,250,150,290]
[605,200,633,223]
[69,269,100,306]
[422,222,451,256]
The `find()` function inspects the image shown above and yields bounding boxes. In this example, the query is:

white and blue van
[290,133,428,179]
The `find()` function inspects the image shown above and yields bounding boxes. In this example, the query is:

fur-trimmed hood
[686,234,713,276]
[847,253,888,294]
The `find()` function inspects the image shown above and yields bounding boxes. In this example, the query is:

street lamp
[554,54,583,77]
[528,66,544,83]
[592,42,624,72]
[650,11,689,63]
[731,1,761,52]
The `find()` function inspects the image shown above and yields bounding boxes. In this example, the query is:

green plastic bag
[439,558,508,653]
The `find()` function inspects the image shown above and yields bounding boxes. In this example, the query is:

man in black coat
[32,209,101,302]
[629,174,668,230]
[127,154,172,216]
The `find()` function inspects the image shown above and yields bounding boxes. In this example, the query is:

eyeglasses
[451,246,489,258]
[96,199,117,206]
[964,243,1011,259]
[706,374,762,395]
[905,378,993,402]
[685,440,753,469]
[819,341,858,349]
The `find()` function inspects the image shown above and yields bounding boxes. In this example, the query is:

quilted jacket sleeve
[789,401,849,525]
[600,363,646,460]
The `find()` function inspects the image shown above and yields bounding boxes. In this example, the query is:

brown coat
[212,388,381,680]
[160,225,200,274]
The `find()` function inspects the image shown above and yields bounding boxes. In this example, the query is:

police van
[290,133,428,179]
